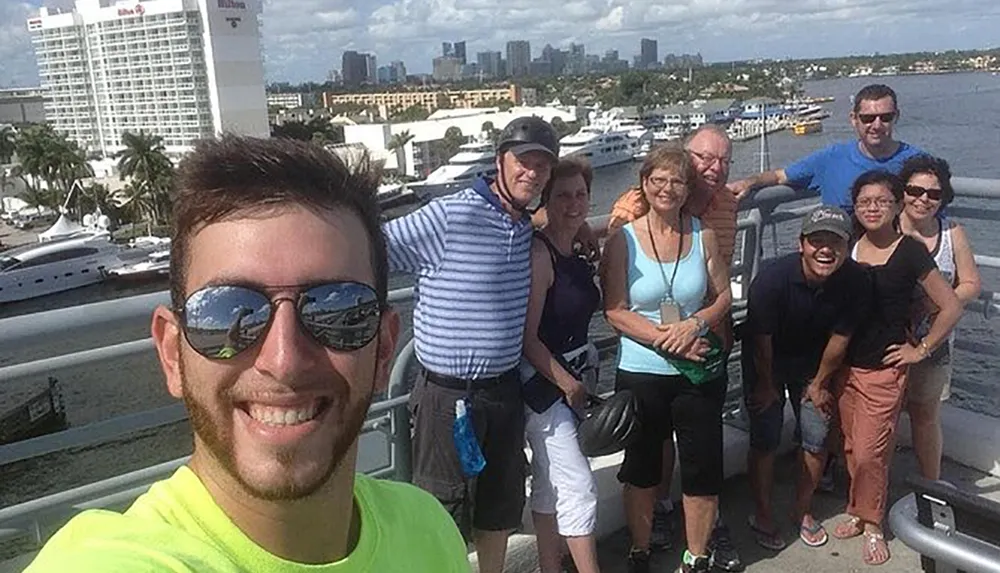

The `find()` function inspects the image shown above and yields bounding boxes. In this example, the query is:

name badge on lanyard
[660,299,681,325]
[648,219,685,327]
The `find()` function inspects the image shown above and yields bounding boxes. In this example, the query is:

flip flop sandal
[832,515,864,540]
[799,518,829,547]
[748,515,787,551]
[863,530,890,566]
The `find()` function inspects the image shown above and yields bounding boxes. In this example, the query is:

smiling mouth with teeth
[244,399,331,427]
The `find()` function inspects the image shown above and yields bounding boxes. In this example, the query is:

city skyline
[2,0,1000,87]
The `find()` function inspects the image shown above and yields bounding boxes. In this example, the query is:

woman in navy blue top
[521,158,602,573]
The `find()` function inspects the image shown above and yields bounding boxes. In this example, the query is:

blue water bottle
[453,398,486,477]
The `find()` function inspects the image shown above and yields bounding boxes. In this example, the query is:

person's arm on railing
[730,146,829,201]
[381,200,449,275]
[950,222,982,306]
[729,169,788,201]
[522,239,587,409]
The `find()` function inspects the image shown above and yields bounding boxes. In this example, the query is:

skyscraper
[26,0,269,157]
[506,40,531,78]
[342,51,369,87]
[640,38,658,70]
[453,41,466,65]
[365,54,378,84]
[477,51,503,78]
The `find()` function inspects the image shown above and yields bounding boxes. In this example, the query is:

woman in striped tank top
[898,155,981,481]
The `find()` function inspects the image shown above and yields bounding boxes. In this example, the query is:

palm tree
[13,124,89,212]
[0,126,15,164]
[386,130,415,176]
[116,131,174,225]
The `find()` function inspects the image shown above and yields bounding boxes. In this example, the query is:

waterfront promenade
[0,223,37,251]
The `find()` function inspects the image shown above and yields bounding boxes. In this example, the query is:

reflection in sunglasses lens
[182,283,381,359]
[183,286,272,359]
[299,283,381,351]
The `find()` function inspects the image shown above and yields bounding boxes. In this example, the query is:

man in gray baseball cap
[800,204,853,241]
[740,204,871,551]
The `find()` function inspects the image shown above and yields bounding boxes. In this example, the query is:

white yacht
[423,138,497,184]
[633,125,684,160]
[559,125,640,168]
[0,233,127,303]
[105,248,170,282]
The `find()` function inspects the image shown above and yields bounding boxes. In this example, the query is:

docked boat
[0,232,129,303]
[422,137,497,185]
[633,125,683,160]
[0,377,67,446]
[792,119,824,135]
[560,110,650,168]
[104,249,170,282]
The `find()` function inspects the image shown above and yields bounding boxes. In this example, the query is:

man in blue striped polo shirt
[383,117,560,573]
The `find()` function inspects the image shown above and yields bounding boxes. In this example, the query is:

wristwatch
[692,315,709,336]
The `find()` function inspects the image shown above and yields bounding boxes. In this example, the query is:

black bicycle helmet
[496,116,560,160]
[577,391,641,457]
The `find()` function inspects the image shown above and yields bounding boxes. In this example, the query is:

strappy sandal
[862,530,890,566]
[748,515,787,551]
[832,515,864,539]
[799,516,829,547]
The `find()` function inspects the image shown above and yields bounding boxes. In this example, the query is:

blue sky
[1,0,999,87]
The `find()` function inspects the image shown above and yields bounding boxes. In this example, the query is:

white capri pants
[525,400,598,537]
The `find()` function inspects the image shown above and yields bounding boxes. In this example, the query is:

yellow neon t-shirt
[25,467,470,572]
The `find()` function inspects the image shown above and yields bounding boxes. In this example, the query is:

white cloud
[1,0,998,85]
[0,1,38,88]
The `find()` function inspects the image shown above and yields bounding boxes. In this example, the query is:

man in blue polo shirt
[730,84,927,211]
[382,117,559,573]
[741,205,871,551]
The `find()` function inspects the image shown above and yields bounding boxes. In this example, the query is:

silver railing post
[387,338,415,483]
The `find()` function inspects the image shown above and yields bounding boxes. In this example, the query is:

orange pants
[837,365,908,524]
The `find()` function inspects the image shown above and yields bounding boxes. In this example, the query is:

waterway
[1,72,999,517]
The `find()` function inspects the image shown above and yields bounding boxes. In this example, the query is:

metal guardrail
[1,179,1000,549]
[889,484,1000,573]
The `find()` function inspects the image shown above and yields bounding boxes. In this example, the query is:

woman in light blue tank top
[598,145,733,570]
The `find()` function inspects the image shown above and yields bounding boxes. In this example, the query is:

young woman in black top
[832,170,961,566]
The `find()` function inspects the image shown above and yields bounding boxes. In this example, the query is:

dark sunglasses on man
[904,184,943,201]
[857,112,897,124]
[176,281,383,360]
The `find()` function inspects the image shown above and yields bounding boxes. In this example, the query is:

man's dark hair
[899,154,955,206]
[169,135,386,310]
[853,84,898,112]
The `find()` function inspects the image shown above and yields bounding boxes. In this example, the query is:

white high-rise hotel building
[27,0,269,157]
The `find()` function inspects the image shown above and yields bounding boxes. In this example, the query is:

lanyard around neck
[646,216,684,301]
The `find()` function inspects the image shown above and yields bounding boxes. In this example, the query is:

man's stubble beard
[179,354,375,501]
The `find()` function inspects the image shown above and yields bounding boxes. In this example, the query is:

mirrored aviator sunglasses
[179,282,382,360]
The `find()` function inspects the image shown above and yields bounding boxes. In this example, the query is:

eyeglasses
[854,198,897,210]
[178,282,382,360]
[687,149,733,166]
[904,185,943,201]
[646,175,687,190]
[857,112,897,124]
